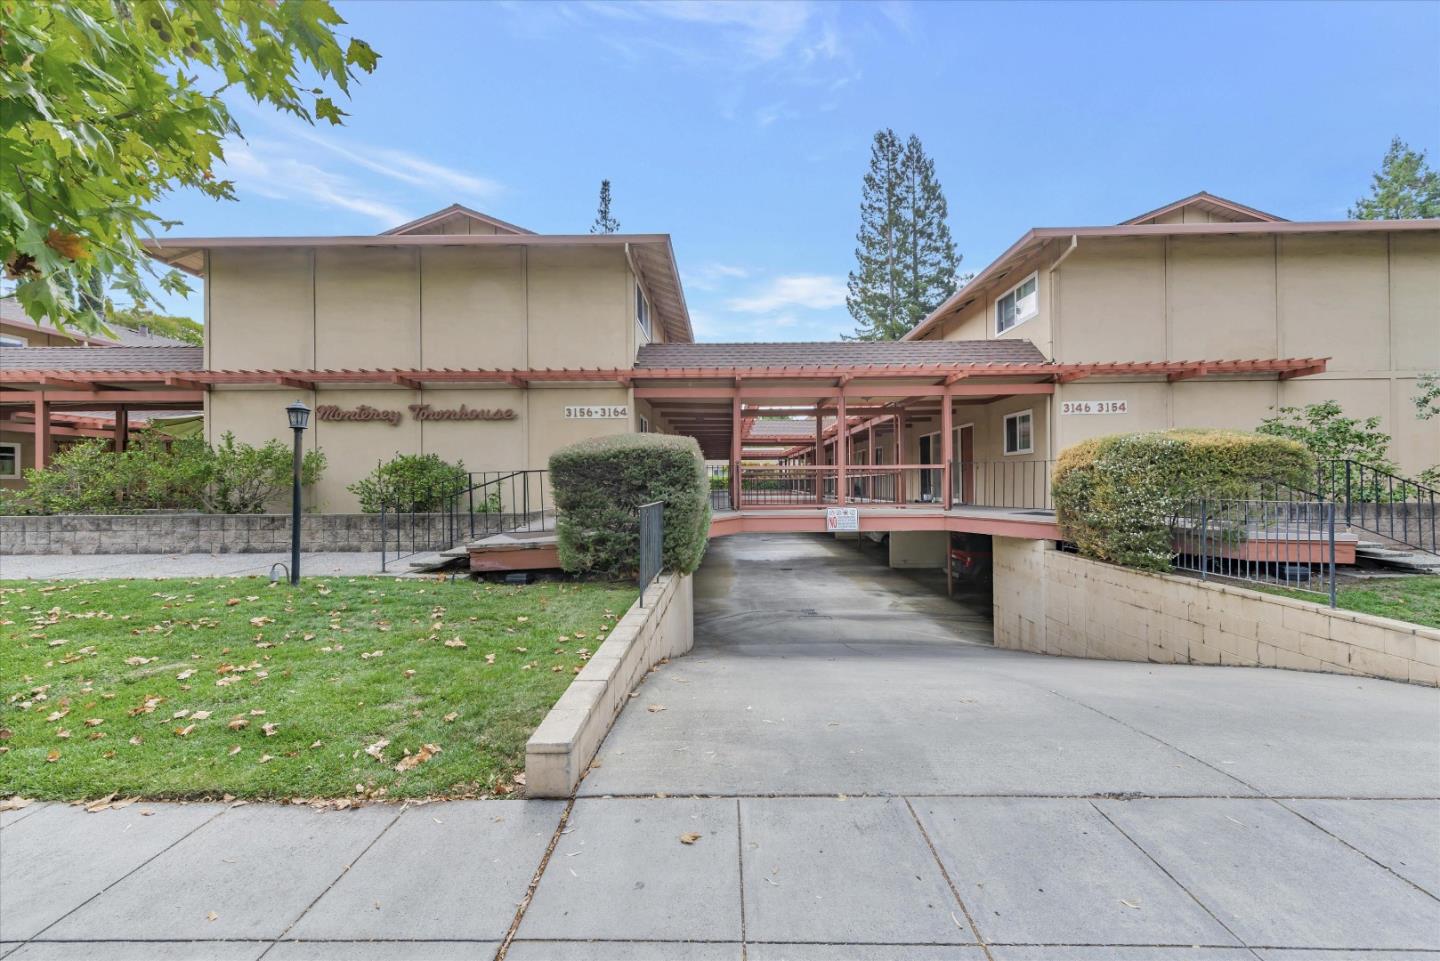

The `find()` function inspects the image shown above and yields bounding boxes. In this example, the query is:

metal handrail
[638,500,664,607]
[379,469,552,572]
[1318,459,1438,555]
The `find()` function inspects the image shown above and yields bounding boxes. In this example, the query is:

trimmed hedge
[1052,429,1313,572]
[550,433,711,577]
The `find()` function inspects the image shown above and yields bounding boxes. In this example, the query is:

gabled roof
[380,203,534,237]
[636,340,1049,369]
[1122,191,1287,225]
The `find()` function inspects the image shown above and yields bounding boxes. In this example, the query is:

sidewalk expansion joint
[902,796,993,961]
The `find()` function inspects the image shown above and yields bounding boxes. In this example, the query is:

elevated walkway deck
[465,506,1062,572]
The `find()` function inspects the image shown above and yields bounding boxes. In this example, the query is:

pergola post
[894,414,904,502]
[114,405,129,454]
[866,420,876,502]
[941,388,954,510]
[835,392,847,506]
[730,393,742,510]
[33,397,49,470]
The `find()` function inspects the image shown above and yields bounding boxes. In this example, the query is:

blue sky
[147,0,1440,341]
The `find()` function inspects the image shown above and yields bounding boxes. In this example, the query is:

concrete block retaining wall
[526,572,694,797]
[0,513,452,554]
[993,537,1438,687]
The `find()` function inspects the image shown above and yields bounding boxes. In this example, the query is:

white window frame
[1003,410,1034,456]
[635,282,652,340]
[0,441,20,479]
[638,415,651,434]
[0,333,28,348]
[994,271,1039,335]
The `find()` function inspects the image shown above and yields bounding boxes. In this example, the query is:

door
[919,432,938,502]
[956,425,975,505]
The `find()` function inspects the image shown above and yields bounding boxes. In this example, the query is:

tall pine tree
[846,131,960,339]
[846,130,905,340]
[1350,138,1440,220]
[591,179,620,233]
[898,135,960,331]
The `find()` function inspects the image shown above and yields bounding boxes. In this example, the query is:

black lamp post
[286,401,311,585]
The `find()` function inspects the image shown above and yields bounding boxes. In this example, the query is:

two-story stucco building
[1,194,1435,533]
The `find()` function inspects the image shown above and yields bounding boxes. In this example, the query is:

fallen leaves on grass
[261,723,278,737]
[394,743,441,772]
[443,637,466,649]
[365,738,390,761]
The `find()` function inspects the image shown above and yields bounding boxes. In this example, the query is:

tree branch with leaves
[1,0,378,332]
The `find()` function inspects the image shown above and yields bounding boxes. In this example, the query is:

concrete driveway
[4,533,1438,960]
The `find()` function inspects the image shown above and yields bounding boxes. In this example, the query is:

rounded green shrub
[1051,429,1313,572]
[550,433,710,578]
[349,453,467,513]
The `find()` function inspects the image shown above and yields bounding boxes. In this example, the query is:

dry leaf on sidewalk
[679,833,701,845]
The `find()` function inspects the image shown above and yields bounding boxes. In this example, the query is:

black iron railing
[638,500,664,607]
[1171,494,1337,607]
[707,463,731,511]
[1317,459,1438,555]
[952,460,1054,510]
[379,469,552,572]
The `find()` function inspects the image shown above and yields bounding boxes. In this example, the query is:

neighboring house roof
[381,203,535,237]
[0,296,194,347]
[142,226,693,344]
[636,340,1049,369]
[1122,191,1287,225]
[903,197,1440,342]
[0,346,204,371]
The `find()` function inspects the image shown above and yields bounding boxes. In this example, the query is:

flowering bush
[1051,429,1313,572]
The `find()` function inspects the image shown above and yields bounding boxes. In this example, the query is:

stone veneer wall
[992,537,1438,687]
[0,513,453,554]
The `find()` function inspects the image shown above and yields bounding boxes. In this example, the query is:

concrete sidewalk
[2,534,1438,960]
[0,551,390,580]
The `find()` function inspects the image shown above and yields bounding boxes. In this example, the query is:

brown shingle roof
[635,340,1048,369]
[0,346,204,371]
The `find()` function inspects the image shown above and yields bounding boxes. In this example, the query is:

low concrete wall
[993,537,1439,687]
[526,572,694,797]
[0,513,448,554]
[888,530,947,569]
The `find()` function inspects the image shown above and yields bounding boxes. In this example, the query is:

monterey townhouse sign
[316,404,517,426]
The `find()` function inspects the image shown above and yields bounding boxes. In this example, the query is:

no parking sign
[826,508,859,532]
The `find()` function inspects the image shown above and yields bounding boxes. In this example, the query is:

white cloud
[727,274,847,313]
[683,262,751,291]
[287,125,503,199]
[220,141,410,225]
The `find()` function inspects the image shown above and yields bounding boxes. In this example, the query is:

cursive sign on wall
[315,404,517,426]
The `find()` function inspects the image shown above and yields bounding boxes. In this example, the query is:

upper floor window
[635,283,651,339]
[0,333,27,348]
[995,273,1038,334]
[1003,410,1034,455]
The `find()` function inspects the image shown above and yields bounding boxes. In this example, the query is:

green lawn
[1262,575,1440,629]
[0,576,633,802]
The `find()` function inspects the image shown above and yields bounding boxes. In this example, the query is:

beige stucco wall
[207,243,651,374]
[202,242,667,511]
[972,229,1440,476]
[887,530,946,568]
[992,538,1439,687]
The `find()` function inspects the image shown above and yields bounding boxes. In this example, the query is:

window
[1003,410,1034,455]
[0,333,27,348]
[0,442,19,479]
[638,415,651,434]
[995,272,1038,334]
[635,283,651,339]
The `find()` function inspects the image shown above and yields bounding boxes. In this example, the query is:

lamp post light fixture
[286,401,311,585]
